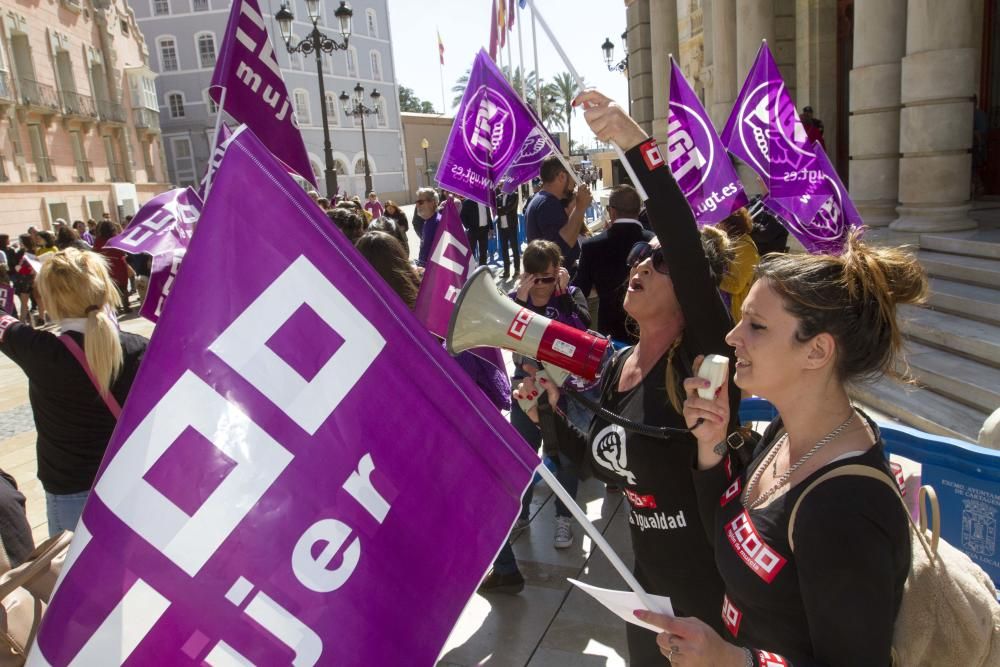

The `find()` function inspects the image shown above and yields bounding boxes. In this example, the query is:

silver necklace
[743,411,856,510]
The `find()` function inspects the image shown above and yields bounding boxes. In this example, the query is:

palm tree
[451,66,543,111]
[550,72,584,154]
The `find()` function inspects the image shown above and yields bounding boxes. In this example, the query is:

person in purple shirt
[72,220,94,246]
[524,156,593,275]
[364,192,385,219]
[415,187,442,267]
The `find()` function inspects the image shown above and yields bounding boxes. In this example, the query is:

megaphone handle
[532,463,666,615]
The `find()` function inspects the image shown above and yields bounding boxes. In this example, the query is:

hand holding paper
[568,578,673,633]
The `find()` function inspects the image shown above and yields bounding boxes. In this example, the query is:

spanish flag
[437,28,444,65]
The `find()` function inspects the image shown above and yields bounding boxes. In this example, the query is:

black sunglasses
[626,242,669,275]
[533,275,557,284]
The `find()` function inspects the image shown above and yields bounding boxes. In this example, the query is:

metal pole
[359,103,372,195]
[423,145,429,187]
[312,27,339,200]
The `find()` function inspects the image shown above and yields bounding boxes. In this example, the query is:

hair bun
[841,229,928,308]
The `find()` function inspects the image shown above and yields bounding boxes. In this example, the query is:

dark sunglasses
[533,275,557,284]
[627,242,669,275]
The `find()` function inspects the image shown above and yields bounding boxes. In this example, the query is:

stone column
[649,0,678,144]
[794,0,837,173]
[848,0,907,226]
[709,0,738,130]
[891,0,978,232]
[774,0,796,102]
[736,0,775,79]
[626,0,654,135]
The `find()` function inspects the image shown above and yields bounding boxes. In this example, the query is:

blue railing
[739,397,1000,588]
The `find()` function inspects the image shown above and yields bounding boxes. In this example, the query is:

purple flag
[721,41,814,188]
[436,49,540,205]
[765,145,862,254]
[209,0,315,186]
[667,59,748,224]
[414,197,508,383]
[199,123,234,199]
[30,127,536,667]
[105,187,202,257]
[497,126,555,194]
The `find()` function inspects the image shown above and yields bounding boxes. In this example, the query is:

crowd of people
[0,89,928,666]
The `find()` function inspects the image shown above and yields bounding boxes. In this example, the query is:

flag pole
[438,26,447,114]
[516,2,527,101]
[530,5,541,116]
[524,0,648,202]
[533,463,666,615]
[203,87,227,201]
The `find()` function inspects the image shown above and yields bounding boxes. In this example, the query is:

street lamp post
[340,82,380,196]
[420,137,430,187]
[275,0,353,201]
[601,32,631,115]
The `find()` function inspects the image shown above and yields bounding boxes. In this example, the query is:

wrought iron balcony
[18,77,59,111]
[35,156,55,182]
[0,73,14,103]
[132,107,160,132]
[97,98,126,124]
[107,160,125,182]
[75,159,94,182]
[62,91,98,119]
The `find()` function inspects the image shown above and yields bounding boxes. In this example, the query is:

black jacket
[572,219,654,343]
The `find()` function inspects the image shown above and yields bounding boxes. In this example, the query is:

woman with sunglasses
[519,91,741,664]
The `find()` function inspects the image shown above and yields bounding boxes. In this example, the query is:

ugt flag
[496,107,558,194]
[30,128,537,666]
[210,0,315,186]
[198,123,235,200]
[437,48,540,205]
[721,41,814,189]
[765,144,862,254]
[667,58,748,224]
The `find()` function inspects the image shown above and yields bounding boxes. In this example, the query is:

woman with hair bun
[0,248,148,535]
[638,232,927,666]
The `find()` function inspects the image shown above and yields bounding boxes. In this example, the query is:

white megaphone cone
[446,266,610,381]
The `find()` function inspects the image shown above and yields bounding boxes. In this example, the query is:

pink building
[0,0,170,238]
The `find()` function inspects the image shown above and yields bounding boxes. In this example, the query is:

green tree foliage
[398,85,437,114]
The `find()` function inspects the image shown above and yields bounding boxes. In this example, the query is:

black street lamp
[340,82,380,196]
[601,32,631,115]
[276,0,353,200]
[420,137,430,187]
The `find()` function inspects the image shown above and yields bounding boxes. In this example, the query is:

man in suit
[572,185,653,344]
[460,196,492,266]
[494,187,520,280]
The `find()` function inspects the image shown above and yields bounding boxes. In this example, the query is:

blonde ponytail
[37,249,123,392]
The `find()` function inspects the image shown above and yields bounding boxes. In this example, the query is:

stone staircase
[853,233,1000,444]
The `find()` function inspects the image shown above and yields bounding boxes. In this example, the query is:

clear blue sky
[386,0,629,148]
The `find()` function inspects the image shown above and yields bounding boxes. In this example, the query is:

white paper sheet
[568,578,675,633]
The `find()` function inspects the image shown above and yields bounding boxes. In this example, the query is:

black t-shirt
[693,415,910,666]
[0,315,148,494]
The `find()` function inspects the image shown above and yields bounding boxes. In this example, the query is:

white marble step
[920,234,1000,260]
[917,250,1000,288]
[898,304,1000,366]
[901,341,1000,414]
[852,377,987,444]
[926,278,1000,326]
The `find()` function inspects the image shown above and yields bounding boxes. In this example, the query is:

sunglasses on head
[627,242,669,275]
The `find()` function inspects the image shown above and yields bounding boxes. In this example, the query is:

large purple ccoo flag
[765,144,862,254]
[721,41,814,189]
[104,187,201,257]
[667,59,748,224]
[437,48,540,205]
[29,128,537,666]
[209,0,315,186]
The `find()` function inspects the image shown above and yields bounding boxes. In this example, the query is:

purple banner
[199,123,234,200]
[667,59,748,224]
[105,188,202,257]
[721,41,814,188]
[765,145,862,254]
[30,127,536,667]
[436,49,540,205]
[209,0,315,186]
[139,248,185,323]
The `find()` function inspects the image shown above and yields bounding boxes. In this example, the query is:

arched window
[195,33,216,69]
[375,98,387,127]
[365,9,378,38]
[333,159,347,175]
[158,37,178,72]
[204,89,218,114]
[289,37,304,70]
[369,50,382,81]
[293,89,311,126]
[353,157,371,175]
[325,93,339,126]
[346,47,358,78]
[166,92,185,118]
